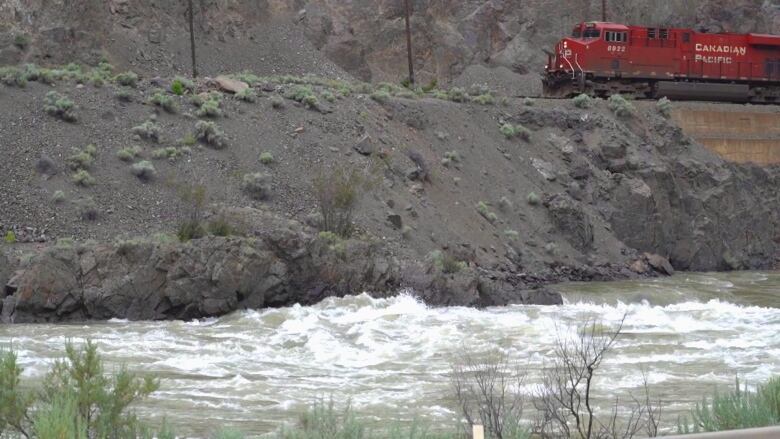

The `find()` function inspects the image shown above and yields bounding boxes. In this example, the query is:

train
[543,22,780,103]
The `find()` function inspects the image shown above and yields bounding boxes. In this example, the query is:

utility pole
[601,0,607,22]
[188,0,198,78]
[403,0,415,85]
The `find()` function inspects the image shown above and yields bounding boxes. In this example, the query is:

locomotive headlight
[563,41,568,48]
[559,64,563,68]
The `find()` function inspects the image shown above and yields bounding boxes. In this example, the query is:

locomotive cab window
[583,28,600,38]
[605,31,628,43]
[683,33,691,43]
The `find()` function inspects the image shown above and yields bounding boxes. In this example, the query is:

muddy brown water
[2,272,778,437]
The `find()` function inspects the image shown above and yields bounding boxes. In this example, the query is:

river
[2,271,779,437]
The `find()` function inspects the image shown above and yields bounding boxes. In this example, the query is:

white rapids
[1,271,778,437]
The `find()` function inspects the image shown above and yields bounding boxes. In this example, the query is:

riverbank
[2,272,778,436]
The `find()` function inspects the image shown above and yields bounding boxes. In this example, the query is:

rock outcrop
[1,211,565,323]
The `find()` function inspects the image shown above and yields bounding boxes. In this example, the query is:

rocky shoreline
[1,207,680,324]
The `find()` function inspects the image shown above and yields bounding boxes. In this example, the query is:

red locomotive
[543,22,780,103]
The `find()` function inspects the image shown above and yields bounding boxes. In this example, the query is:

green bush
[195,121,228,149]
[270,96,285,109]
[678,377,780,433]
[504,229,520,241]
[370,90,391,104]
[177,220,206,242]
[429,250,466,274]
[130,161,156,182]
[0,67,27,87]
[500,123,530,141]
[657,96,673,118]
[171,76,195,96]
[260,152,274,165]
[117,146,142,162]
[241,172,271,200]
[207,217,236,237]
[67,144,97,171]
[44,91,77,122]
[313,167,370,238]
[72,170,96,187]
[0,342,159,439]
[572,93,592,109]
[4,230,16,244]
[152,146,188,161]
[116,87,133,102]
[321,90,336,102]
[471,93,494,105]
[608,94,634,118]
[279,399,366,439]
[235,88,257,103]
[114,71,139,87]
[523,97,535,106]
[476,201,498,223]
[52,190,66,203]
[13,34,30,50]
[196,97,222,118]
[150,91,178,113]
[447,87,467,103]
[132,119,162,142]
[527,192,541,206]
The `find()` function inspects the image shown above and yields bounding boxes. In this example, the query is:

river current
[1,271,778,437]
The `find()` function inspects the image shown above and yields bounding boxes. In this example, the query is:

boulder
[214,75,249,94]
[353,135,375,156]
[644,253,674,276]
[547,195,594,252]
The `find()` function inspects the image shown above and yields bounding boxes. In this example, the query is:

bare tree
[451,351,529,439]
[533,315,660,439]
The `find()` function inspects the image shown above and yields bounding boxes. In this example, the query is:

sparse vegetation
[117,146,142,162]
[152,146,189,161]
[608,94,635,118]
[429,250,466,274]
[241,172,271,200]
[195,121,228,149]
[195,92,223,118]
[471,93,494,105]
[235,87,257,103]
[171,76,195,95]
[370,90,391,103]
[52,190,66,203]
[67,144,97,171]
[284,85,319,109]
[523,97,536,106]
[4,230,16,244]
[114,70,139,87]
[150,91,178,113]
[678,376,780,433]
[177,183,207,242]
[116,87,133,102]
[313,166,370,238]
[447,87,467,103]
[657,97,673,118]
[72,169,96,187]
[44,91,77,122]
[131,119,162,142]
[270,96,285,109]
[441,151,461,168]
[500,123,530,141]
[573,93,593,109]
[259,152,274,165]
[527,192,541,206]
[476,201,498,223]
[504,229,520,241]
[13,33,30,50]
[130,160,156,182]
